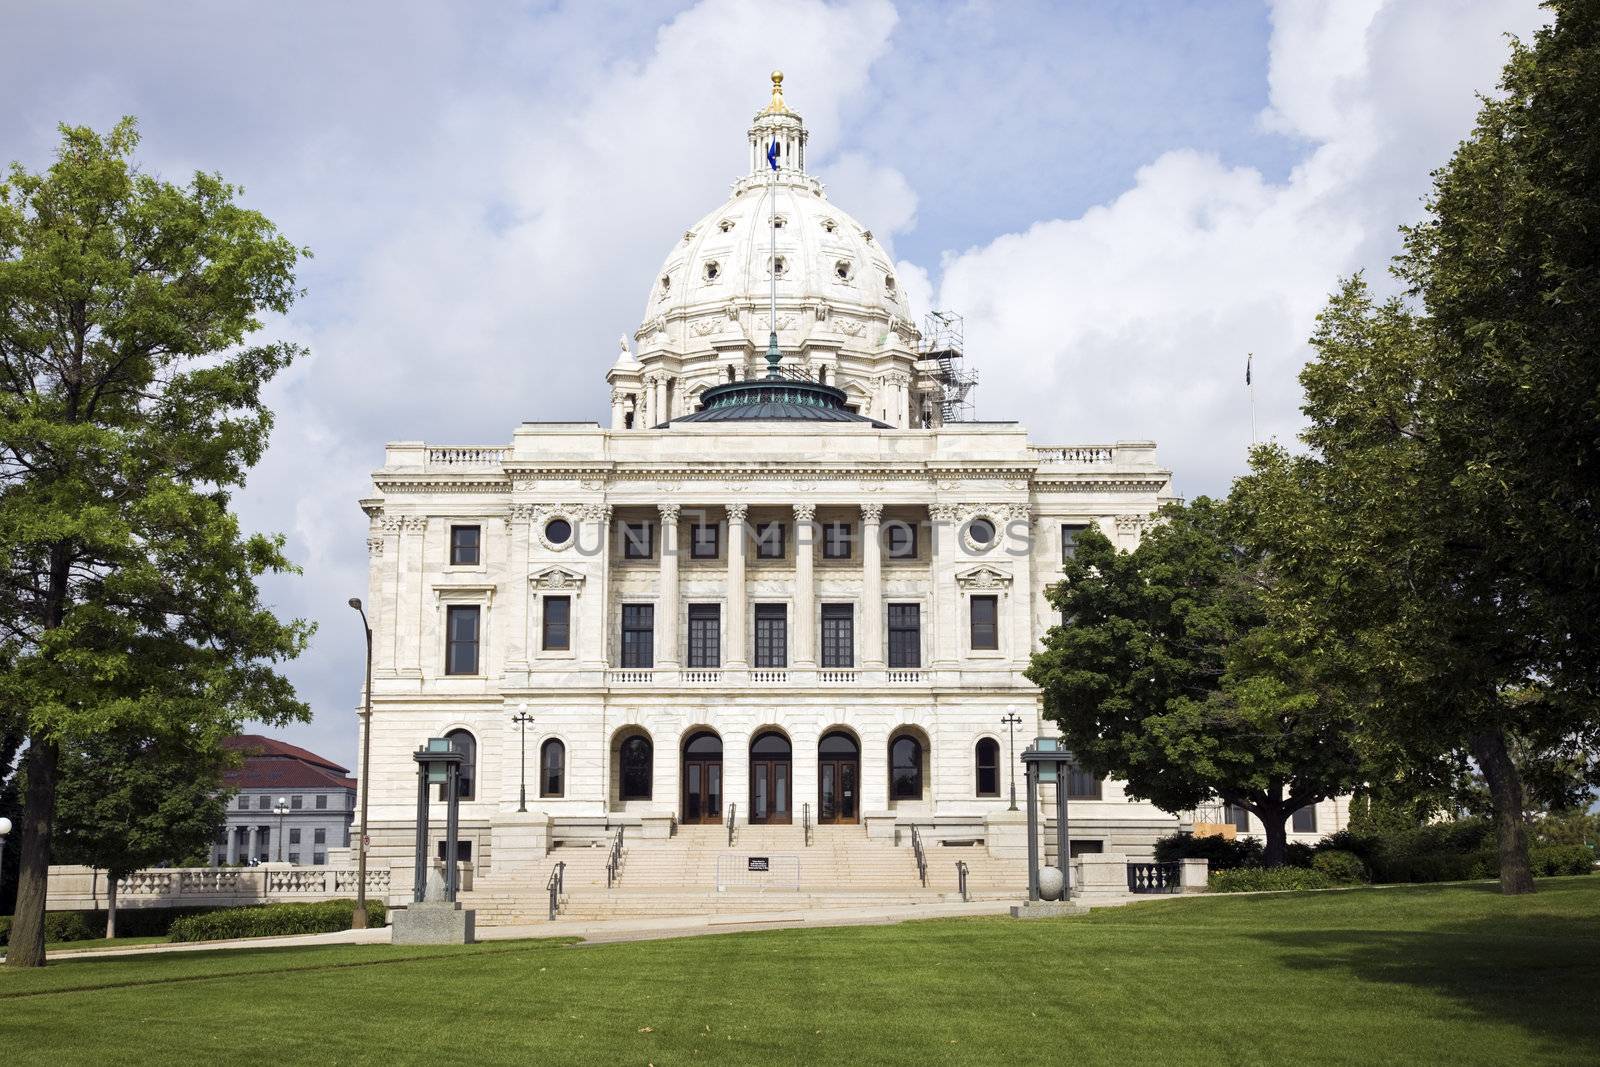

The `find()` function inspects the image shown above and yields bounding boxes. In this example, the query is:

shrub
[1529,844,1595,877]
[1209,867,1335,893]
[1284,841,1317,869]
[2,911,99,946]
[1154,833,1263,870]
[167,899,385,943]
[1312,850,1370,884]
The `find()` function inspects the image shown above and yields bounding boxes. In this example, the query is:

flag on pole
[767,138,780,171]
[1245,353,1252,386]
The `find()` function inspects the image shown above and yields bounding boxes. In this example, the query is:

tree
[1025,497,1367,867]
[0,119,311,967]
[52,727,231,938]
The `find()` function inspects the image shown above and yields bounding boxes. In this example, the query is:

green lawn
[3,878,1598,1065]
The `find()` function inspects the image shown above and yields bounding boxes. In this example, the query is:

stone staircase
[460,823,1027,925]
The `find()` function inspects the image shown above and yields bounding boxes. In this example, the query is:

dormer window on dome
[770,214,786,230]
[884,274,896,293]
[719,218,735,232]
[769,255,787,277]
[821,217,837,233]
[703,260,721,282]
[835,259,853,282]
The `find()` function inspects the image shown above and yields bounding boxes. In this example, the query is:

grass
[3,877,1598,1065]
[42,935,171,953]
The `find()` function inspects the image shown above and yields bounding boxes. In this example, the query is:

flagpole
[1247,352,1256,447]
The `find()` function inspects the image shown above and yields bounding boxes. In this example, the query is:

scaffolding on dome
[919,310,977,423]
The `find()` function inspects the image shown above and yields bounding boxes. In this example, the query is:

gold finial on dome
[760,69,791,115]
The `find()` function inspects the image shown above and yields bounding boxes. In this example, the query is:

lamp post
[511,704,535,813]
[1001,708,1023,811]
[348,597,374,928]
[0,816,11,898]
[273,798,290,863]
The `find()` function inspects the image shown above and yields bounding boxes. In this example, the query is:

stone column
[379,516,402,674]
[400,516,428,676]
[657,503,680,667]
[227,826,239,865]
[793,503,816,667]
[585,502,613,669]
[246,825,258,863]
[610,389,626,430]
[639,375,654,428]
[504,504,536,673]
[725,503,748,667]
[861,503,884,668]
[929,504,961,667]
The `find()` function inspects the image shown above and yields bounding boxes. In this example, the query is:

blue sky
[2,0,1548,765]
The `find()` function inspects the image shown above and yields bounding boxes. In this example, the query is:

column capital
[792,502,816,523]
[726,502,749,524]
[860,502,883,524]
[657,502,680,524]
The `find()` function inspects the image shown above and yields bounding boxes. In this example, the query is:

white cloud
[934,0,1548,496]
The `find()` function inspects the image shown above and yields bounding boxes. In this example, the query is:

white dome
[645,178,911,326]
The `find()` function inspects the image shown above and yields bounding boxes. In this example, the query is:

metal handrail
[802,802,813,847]
[956,860,969,902]
[910,825,928,887]
[726,802,737,847]
[605,827,625,889]
[547,861,566,920]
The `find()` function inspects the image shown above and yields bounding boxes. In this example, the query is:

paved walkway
[29,893,1160,962]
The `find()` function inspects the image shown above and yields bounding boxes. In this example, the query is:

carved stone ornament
[576,502,613,523]
[658,503,681,524]
[725,503,749,524]
[380,516,404,534]
[957,565,1013,593]
[530,565,586,594]
[833,317,866,337]
[690,318,720,337]
[579,478,606,491]
[792,503,816,522]
[860,502,883,524]
[1115,514,1144,533]
[812,299,831,321]
[400,516,428,533]
[505,503,543,527]
[927,503,962,522]
[724,302,741,320]
[366,537,385,557]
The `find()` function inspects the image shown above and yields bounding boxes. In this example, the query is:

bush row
[0,905,245,946]
[167,898,385,943]
[1209,867,1336,893]
[0,911,98,946]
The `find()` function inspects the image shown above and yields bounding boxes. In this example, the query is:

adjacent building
[216,735,357,866]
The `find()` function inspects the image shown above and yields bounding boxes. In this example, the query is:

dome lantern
[748,69,807,177]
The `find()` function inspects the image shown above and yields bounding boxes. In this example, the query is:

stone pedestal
[490,811,552,873]
[1009,900,1088,919]
[391,901,476,944]
[1180,857,1209,893]
[640,813,676,840]
[983,809,1030,860]
[863,813,897,841]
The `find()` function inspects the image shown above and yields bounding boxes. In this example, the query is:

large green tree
[1025,497,1367,866]
[53,727,232,938]
[0,119,311,966]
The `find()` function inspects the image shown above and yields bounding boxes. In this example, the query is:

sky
[3,0,1549,767]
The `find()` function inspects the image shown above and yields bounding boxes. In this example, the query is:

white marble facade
[355,75,1345,875]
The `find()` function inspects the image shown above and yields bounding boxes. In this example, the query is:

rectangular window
[1292,806,1318,833]
[690,522,720,559]
[688,604,721,668]
[622,522,654,560]
[257,795,269,810]
[315,794,328,810]
[290,795,302,810]
[1061,523,1090,562]
[542,595,571,651]
[313,853,326,865]
[288,851,300,865]
[445,605,481,675]
[621,604,654,668]
[450,524,481,566]
[1069,840,1105,858]
[1066,764,1103,800]
[237,796,248,811]
[822,522,853,560]
[289,829,301,845]
[755,521,786,560]
[887,603,921,668]
[820,603,854,668]
[755,604,788,668]
[435,840,474,862]
[885,521,918,560]
[313,828,326,845]
[970,595,999,651]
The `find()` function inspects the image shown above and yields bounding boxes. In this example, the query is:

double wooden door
[749,758,792,824]
[682,758,723,824]
[817,758,859,824]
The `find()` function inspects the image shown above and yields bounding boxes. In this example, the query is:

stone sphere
[1037,865,1066,901]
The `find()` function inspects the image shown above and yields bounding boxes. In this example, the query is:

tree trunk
[6,739,61,967]
[1472,729,1536,894]
[1261,811,1290,868]
[105,879,118,940]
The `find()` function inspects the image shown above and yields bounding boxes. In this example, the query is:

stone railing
[45,864,392,912]
[426,446,510,468]
[1029,445,1115,465]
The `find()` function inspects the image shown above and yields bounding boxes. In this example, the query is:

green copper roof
[662,376,889,427]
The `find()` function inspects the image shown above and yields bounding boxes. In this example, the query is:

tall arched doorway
[749,730,793,824]
[681,730,723,824]
[817,730,861,824]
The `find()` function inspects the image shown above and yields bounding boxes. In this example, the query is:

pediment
[530,566,586,594]
[956,564,1013,592]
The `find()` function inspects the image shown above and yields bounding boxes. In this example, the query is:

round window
[967,517,996,546]
[545,518,573,545]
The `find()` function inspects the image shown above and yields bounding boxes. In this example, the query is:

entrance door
[749,731,793,824]
[681,730,723,824]
[817,730,861,824]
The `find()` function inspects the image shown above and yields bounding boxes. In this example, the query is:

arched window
[890,734,922,801]
[444,728,476,801]
[540,739,565,798]
[975,738,1000,798]
[620,734,653,801]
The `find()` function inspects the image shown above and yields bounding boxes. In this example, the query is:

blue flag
[767,139,780,171]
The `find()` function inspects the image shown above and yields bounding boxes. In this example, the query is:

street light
[1001,708,1023,811]
[511,704,535,813]
[348,597,374,929]
[0,816,12,897]
[273,798,290,863]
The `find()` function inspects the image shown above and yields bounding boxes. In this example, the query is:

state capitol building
[356,75,1344,900]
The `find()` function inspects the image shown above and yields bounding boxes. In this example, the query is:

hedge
[1311,849,1370,884]
[0,911,96,946]
[167,899,386,943]
[1209,867,1336,893]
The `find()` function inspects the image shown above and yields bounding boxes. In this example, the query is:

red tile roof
[223,734,357,792]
